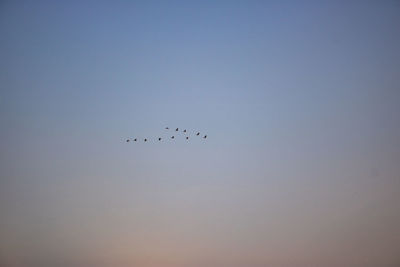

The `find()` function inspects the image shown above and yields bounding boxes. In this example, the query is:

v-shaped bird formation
[126,127,207,143]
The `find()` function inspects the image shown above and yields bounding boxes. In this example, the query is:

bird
[186,136,189,140]
[165,127,169,129]
[203,135,207,139]
[158,138,162,141]
[134,138,137,141]
[144,139,147,142]
[171,136,175,139]
[126,139,130,142]
[183,129,186,133]
[175,128,179,131]
[196,132,200,136]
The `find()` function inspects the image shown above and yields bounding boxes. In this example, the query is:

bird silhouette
[126,128,207,144]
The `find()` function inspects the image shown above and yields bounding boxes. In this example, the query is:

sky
[0,1,400,267]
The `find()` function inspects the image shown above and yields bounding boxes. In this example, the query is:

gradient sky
[1,1,400,267]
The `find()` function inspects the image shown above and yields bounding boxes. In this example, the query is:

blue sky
[1,1,400,267]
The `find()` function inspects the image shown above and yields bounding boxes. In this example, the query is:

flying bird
[126,127,207,145]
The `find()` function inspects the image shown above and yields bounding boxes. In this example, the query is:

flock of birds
[126,127,207,143]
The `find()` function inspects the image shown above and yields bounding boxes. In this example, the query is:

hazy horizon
[1,1,399,267]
